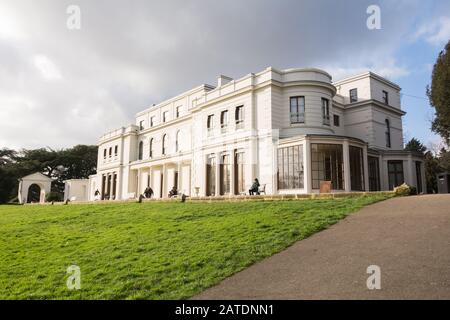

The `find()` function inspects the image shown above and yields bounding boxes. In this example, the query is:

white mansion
[68,67,425,201]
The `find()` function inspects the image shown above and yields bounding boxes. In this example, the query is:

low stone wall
[24,191,394,205]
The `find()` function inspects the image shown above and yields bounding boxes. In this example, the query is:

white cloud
[32,55,62,80]
[414,16,450,46]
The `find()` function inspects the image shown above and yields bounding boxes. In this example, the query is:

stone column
[363,145,370,191]
[230,150,236,195]
[343,140,351,192]
[215,152,221,196]
[304,139,312,193]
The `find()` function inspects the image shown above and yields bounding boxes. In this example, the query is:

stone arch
[18,172,52,204]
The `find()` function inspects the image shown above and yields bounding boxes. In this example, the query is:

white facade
[89,67,425,200]
[18,172,52,204]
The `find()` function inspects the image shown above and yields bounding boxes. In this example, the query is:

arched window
[162,134,167,155]
[138,141,143,160]
[385,119,391,148]
[175,130,181,152]
[149,138,153,158]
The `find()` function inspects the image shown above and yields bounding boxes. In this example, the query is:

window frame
[162,134,167,155]
[333,114,340,127]
[382,90,389,105]
[322,98,330,126]
[289,96,305,124]
[349,88,358,103]
[207,114,214,136]
[220,110,228,133]
[235,105,244,129]
[385,119,391,148]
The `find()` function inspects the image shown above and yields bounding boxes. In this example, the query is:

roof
[18,172,53,182]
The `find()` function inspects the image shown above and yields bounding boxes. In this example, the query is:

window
[382,90,389,105]
[311,144,344,190]
[333,114,340,127]
[368,156,380,191]
[175,130,180,152]
[138,141,143,160]
[139,120,144,130]
[220,110,228,133]
[349,146,364,191]
[206,156,216,196]
[150,116,155,127]
[103,149,107,159]
[162,134,167,155]
[388,160,404,190]
[163,111,168,123]
[176,106,181,118]
[234,152,245,194]
[109,147,112,158]
[207,114,214,136]
[349,88,358,103]
[235,106,244,129]
[220,154,231,195]
[114,145,118,156]
[385,119,391,148]
[277,145,304,190]
[415,161,423,194]
[149,138,153,158]
[290,96,305,124]
[322,98,330,125]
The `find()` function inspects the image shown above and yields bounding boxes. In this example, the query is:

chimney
[217,75,233,87]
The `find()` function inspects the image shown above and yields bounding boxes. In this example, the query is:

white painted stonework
[85,67,425,201]
[18,172,52,204]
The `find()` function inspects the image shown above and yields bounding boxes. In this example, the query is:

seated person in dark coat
[144,186,154,198]
[168,186,178,198]
[249,178,260,195]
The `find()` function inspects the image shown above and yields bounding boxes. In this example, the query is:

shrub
[46,192,63,202]
[393,183,412,196]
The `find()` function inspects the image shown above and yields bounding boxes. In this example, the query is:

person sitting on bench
[249,178,260,195]
[168,186,178,198]
[144,186,154,199]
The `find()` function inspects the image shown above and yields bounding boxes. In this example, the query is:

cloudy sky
[1,0,449,150]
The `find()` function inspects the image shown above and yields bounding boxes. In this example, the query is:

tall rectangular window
[388,160,404,190]
[235,106,244,129]
[385,119,391,148]
[162,111,168,123]
[139,120,144,130]
[333,114,340,127]
[150,116,155,127]
[207,114,214,136]
[114,145,118,156]
[220,110,228,133]
[322,98,330,125]
[349,88,358,103]
[368,156,380,191]
[290,96,305,124]
[415,161,423,194]
[311,144,344,190]
[176,106,181,118]
[349,146,364,191]
[206,156,216,196]
[277,145,304,189]
[220,154,231,195]
[235,152,245,194]
[382,90,389,105]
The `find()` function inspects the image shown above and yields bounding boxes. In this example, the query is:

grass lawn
[0,194,391,299]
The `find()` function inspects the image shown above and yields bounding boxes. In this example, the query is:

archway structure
[18,172,52,204]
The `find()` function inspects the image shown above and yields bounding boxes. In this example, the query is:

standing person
[249,178,260,195]
[94,189,100,201]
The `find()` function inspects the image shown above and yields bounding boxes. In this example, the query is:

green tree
[424,151,439,193]
[0,145,98,203]
[404,137,427,154]
[427,40,450,144]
